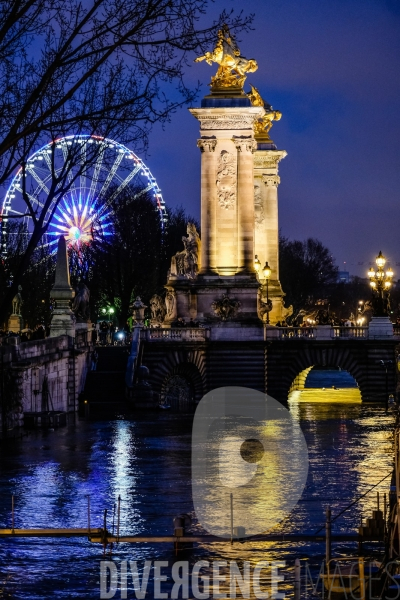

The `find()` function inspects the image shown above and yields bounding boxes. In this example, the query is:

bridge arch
[273,344,369,402]
[143,347,206,404]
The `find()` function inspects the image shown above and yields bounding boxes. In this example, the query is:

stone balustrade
[140,328,210,342]
[265,326,370,340]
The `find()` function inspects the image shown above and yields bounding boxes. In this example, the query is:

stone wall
[0,334,91,429]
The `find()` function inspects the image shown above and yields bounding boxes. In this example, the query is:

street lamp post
[367,251,393,316]
[263,261,272,325]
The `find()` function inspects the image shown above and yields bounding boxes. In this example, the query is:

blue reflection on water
[0,388,395,599]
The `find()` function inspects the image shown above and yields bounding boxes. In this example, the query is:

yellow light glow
[386,267,394,278]
[384,281,391,289]
[254,255,261,272]
[368,269,375,278]
[370,281,376,288]
[263,261,271,280]
[376,251,386,268]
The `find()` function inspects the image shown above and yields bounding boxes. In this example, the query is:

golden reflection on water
[289,388,362,403]
[197,391,395,599]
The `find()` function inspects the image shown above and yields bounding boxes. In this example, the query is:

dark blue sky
[145,0,400,276]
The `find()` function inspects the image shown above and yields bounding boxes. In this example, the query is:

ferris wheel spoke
[79,140,87,196]
[130,182,155,201]
[60,143,80,206]
[14,184,45,210]
[101,163,142,209]
[26,164,51,196]
[97,152,124,201]
[87,143,106,204]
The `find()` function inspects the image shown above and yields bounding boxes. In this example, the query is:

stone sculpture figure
[195,25,258,89]
[211,293,241,321]
[72,281,90,322]
[170,223,201,279]
[259,298,273,321]
[150,294,166,324]
[165,290,176,319]
[12,286,23,315]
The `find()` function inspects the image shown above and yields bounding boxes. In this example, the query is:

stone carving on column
[216,150,236,210]
[170,223,201,279]
[165,290,177,321]
[254,184,264,228]
[254,153,287,168]
[233,138,257,153]
[262,174,280,187]
[197,138,217,152]
[196,116,257,130]
[211,293,241,321]
[149,295,166,324]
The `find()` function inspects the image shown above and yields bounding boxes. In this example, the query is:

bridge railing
[140,328,210,342]
[267,326,370,340]
[271,327,315,339]
[333,326,369,339]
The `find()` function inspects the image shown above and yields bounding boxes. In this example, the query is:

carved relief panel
[216,150,237,210]
[254,182,264,228]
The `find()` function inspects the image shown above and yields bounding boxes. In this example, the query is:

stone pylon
[49,236,75,338]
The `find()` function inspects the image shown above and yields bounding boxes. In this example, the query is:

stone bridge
[137,326,399,405]
[0,331,91,431]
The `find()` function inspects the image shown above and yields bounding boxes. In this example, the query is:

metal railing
[140,327,210,342]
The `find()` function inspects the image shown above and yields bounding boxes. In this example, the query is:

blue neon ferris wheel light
[1,134,167,257]
[48,194,113,248]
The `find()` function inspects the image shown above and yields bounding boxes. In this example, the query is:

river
[0,371,395,599]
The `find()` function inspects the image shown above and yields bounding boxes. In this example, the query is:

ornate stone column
[234,137,257,274]
[253,151,286,280]
[197,138,217,274]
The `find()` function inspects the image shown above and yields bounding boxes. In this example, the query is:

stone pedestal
[368,317,394,339]
[49,236,75,338]
[8,314,23,333]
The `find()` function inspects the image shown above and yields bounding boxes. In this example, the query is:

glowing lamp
[376,251,386,268]
[384,281,391,289]
[254,255,261,272]
[109,307,115,314]
[263,261,271,280]
[368,268,375,278]
[386,267,394,278]
[370,281,376,288]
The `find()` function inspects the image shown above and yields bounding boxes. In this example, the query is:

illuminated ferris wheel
[1,134,167,257]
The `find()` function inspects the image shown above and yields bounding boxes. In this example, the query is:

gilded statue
[248,85,282,140]
[195,25,258,90]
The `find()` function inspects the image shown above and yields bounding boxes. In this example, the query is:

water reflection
[0,391,395,599]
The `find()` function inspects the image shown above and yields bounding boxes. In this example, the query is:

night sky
[145,0,400,277]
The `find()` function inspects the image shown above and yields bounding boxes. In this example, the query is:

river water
[0,372,395,599]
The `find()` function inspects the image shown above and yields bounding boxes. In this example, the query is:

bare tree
[0,0,252,322]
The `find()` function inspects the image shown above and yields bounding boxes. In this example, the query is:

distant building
[338,271,350,283]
